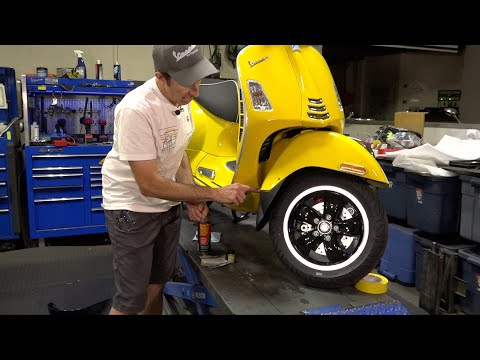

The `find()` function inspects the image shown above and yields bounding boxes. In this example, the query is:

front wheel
[269,171,388,289]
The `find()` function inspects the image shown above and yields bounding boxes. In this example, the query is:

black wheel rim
[287,189,365,267]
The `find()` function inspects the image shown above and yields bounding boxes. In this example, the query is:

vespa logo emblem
[248,56,270,68]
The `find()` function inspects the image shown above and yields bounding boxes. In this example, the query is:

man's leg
[139,283,165,315]
[146,205,182,315]
[105,210,161,315]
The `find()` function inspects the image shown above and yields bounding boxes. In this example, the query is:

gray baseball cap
[152,45,218,87]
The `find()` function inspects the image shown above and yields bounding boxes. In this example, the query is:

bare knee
[147,283,164,297]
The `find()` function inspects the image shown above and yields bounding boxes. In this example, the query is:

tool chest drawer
[91,195,105,225]
[32,167,84,187]
[0,207,12,236]
[0,182,6,197]
[35,197,85,230]
[0,151,6,196]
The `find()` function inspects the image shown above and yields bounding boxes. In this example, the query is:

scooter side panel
[259,130,389,191]
[188,101,238,157]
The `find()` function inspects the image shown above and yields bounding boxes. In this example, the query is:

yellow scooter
[187,45,390,289]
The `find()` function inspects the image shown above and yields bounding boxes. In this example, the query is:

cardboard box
[394,112,426,137]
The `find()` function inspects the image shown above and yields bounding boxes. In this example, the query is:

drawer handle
[91,184,102,187]
[33,185,83,190]
[90,178,102,182]
[34,197,84,203]
[91,195,103,200]
[33,174,83,178]
[0,182,5,186]
[32,154,107,158]
[0,209,9,213]
[91,207,104,212]
[90,172,102,175]
[0,195,8,199]
[32,166,83,171]
[0,167,6,171]
[0,153,4,157]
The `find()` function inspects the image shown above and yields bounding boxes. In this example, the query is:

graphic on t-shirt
[158,166,168,177]
[159,126,178,153]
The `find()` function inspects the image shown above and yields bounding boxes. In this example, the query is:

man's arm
[175,152,196,186]
[129,159,256,206]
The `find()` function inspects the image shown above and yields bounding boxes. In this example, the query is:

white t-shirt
[101,77,195,213]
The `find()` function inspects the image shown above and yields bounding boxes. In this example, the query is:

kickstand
[163,245,217,315]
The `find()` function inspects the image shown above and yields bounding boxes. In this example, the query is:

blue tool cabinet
[0,67,21,241]
[22,76,139,241]
[25,145,112,239]
[0,137,18,240]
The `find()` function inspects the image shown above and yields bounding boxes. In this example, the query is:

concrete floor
[0,202,428,315]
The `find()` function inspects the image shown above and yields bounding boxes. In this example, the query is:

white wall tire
[269,171,388,288]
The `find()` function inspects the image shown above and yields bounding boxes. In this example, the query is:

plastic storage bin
[405,172,461,235]
[459,175,480,244]
[457,247,480,315]
[378,223,417,286]
[377,160,407,220]
[414,231,475,292]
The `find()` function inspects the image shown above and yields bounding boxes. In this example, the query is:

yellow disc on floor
[355,273,388,294]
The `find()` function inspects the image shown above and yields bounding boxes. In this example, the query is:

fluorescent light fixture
[372,45,459,53]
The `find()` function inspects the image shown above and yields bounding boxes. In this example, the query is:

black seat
[196,79,239,123]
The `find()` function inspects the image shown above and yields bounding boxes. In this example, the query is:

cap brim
[171,57,219,87]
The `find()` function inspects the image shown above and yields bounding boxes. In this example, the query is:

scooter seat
[197,79,239,123]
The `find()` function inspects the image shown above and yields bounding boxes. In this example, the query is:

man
[101,45,256,315]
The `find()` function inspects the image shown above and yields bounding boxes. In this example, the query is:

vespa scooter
[186,45,390,288]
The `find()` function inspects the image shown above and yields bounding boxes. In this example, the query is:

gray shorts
[105,205,181,314]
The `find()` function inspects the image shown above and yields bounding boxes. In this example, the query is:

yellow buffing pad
[355,273,389,294]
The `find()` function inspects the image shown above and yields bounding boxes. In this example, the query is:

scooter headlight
[247,80,272,111]
[333,82,344,112]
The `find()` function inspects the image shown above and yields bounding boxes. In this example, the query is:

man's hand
[186,201,209,222]
[214,183,259,206]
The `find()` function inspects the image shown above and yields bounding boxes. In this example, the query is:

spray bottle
[74,50,87,79]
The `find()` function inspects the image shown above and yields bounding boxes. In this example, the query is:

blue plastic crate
[377,160,407,220]
[379,223,417,286]
[458,247,480,315]
[405,172,461,235]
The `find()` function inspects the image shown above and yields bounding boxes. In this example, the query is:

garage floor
[0,203,427,315]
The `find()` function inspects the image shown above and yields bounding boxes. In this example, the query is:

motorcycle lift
[165,203,424,315]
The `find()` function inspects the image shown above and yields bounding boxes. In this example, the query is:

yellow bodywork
[259,130,389,191]
[186,45,389,213]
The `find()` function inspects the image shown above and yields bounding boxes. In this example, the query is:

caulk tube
[95,60,103,80]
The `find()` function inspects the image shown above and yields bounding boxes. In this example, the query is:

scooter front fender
[260,130,388,190]
[256,130,389,229]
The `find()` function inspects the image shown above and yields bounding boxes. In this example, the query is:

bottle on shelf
[113,61,121,80]
[95,60,103,80]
